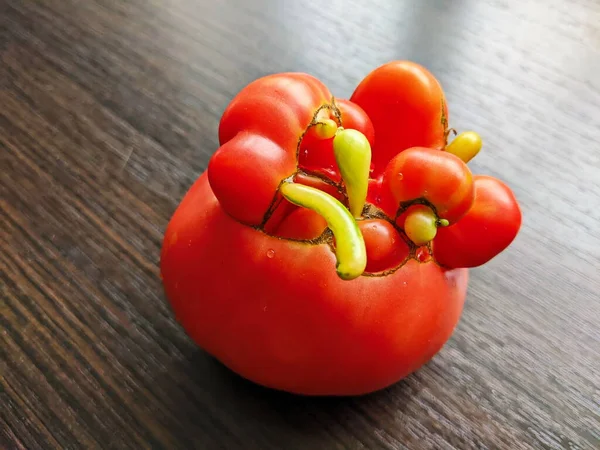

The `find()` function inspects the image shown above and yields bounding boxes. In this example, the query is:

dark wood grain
[1,0,599,448]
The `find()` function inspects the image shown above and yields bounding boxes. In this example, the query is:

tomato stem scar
[280,182,367,280]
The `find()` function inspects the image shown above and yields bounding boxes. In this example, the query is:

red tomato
[299,98,375,181]
[210,73,331,225]
[382,147,475,223]
[161,173,468,395]
[434,175,522,268]
[275,208,327,240]
[358,219,409,273]
[160,62,520,396]
[350,61,448,174]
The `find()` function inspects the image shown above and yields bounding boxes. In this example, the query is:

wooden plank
[2,0,599,448]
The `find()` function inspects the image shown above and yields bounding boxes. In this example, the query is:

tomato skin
[210,74,332,225]
[208,134,296,225]
[383,147,474,223]
[350,61,448,174]
[161,62,522,396]
[293,172,344,201]
[160,173,468,396]
[218,73,330,149]
[433,175,522,268]
[336,99,375,147]
[275,208,327,240]
[358,219,409,273]
[299,98,374,181]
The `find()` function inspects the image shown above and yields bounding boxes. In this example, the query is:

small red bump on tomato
[416,246,431,262]
[274,208,327,240]
[358,219,409,273]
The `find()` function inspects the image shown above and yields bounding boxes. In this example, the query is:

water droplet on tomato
[303,149,308,157]
[397,172,403,180]
[266,249,275,258]
[402,281,407,286]
[375,195,381,205]
[416,246,430,262]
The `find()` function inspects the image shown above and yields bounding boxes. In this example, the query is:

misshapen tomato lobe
[433,175,522,268]
[383,147,475,224]
[358,219,409,273]
[350,61,448,174]
[275,208,327,240]
[211,73,333,225]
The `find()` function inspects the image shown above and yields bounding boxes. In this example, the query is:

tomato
[382,147,474,223]
[161,173,468,395]
[299,98,375,181]
[160,62,521,396]
[275,208,327,240]
[350,61,448,174]
[357,219,410,273]
[433,175,522,268]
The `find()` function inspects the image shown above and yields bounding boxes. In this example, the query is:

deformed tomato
[160,61,522,396]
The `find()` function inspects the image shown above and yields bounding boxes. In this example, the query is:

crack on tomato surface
[251,200,441,277]
[296,169,344,191]
[259,173,296,228]
[395,197,439,220]
[253,224,334,246]
[258,101,344,230]
[217,99,448,277]
[294,98,342,162]
[441,97,448,127]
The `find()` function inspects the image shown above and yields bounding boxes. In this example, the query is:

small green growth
[332,129,372,218]
[280,183,366,280]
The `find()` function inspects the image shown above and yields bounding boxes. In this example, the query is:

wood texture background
[1,0,599,448]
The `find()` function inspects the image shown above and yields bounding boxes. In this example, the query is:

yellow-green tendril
[280,183,366,280]
[445,131,482,163]
[332,129,372,218]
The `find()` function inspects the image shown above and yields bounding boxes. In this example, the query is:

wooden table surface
[2,0,599,448]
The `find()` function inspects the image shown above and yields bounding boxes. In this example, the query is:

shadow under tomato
[149,347,425,449]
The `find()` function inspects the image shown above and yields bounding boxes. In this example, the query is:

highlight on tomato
[160,61,522,396]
